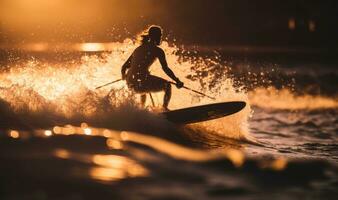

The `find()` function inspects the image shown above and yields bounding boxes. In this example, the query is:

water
[0,40,337,199]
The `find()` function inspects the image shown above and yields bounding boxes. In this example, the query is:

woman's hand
[176,80,184,89]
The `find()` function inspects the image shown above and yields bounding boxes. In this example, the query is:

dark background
[0,0,337,48]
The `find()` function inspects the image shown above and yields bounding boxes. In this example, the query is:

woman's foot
[162,107,171,112]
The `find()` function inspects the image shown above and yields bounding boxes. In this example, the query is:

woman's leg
[163,82,171,110]
[140,94,147,106]
[137,76,172,109]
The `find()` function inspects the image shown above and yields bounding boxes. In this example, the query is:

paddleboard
[162,101,246,124]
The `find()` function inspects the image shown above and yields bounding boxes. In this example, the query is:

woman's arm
[121,55,132,79]
[157,48,183,86]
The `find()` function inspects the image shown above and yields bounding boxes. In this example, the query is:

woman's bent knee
[165,81,171,89]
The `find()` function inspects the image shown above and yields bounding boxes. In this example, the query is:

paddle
[95,79,122,89]
[95,78,215,100]
[168,81,215,100]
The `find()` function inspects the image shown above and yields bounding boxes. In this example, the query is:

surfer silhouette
[121,25,184,110]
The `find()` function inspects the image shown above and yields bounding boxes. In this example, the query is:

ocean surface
[0,41,337,199]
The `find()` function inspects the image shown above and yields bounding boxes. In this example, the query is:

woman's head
[139,25,163,45]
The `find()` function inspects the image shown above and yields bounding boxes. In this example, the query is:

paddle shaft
[95,79,122,89]
[95,78,215,100]
[168,81,215,100]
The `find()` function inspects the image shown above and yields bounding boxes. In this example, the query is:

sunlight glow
[106,138,123,149]
[121,131,245,166]
[259,157,288,171]
[81,122,89,129]
[54,149,70,159]
[53,126,61,134]
[44,130,52,136]
[89,167,124,181]
[120,131,130,141]
[90,154,149,181]
[102,129,112,137]
[249,87,338,110]
[43,126,245,167]
[64,125,75,135]
[271,157,288,170]
[79,43,106,52]
[225,149,245,167]
[9,130,20,138]
[84,128,92,135]
[21,43,49,52]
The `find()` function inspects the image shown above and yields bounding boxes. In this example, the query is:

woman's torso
[126,44,158,81]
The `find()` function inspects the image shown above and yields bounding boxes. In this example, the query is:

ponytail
[140,34,150,45]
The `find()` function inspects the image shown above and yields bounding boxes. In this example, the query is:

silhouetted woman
[121,25,183,110]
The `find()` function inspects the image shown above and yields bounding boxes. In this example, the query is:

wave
[0,40,250,142]
[249,87,337,110]
[1,39,336,144]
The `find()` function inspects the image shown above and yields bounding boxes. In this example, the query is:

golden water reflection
[44,130,52,136]
[89,167,125,181]
[91,155,148,181]
[120,131,245,167]
[259,157,288,171]
[0,42,127,52]
[249,87,338,110]
[49,125,245,167]
[106,138,123,149]
[9,130,20,138]
[9,124,291,174]
[53,148,148,182]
